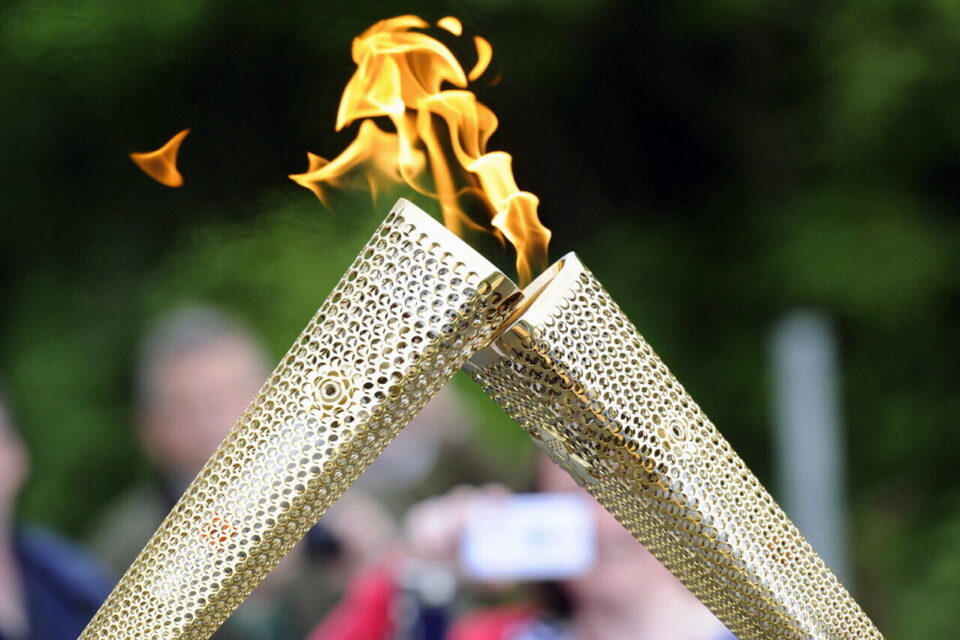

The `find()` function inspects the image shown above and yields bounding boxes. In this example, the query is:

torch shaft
[81,200,520,639]
[466,254,882,640]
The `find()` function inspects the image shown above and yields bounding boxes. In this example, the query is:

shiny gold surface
[466,253,882,640]
[80,199,520,639]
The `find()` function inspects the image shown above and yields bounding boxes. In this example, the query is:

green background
[2,1,959,636]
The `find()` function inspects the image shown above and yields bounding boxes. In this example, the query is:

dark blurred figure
[0,389,110,640]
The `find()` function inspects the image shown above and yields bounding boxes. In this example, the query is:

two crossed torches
[81,200,883,640]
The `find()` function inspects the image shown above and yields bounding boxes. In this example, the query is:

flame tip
[468,36,493,82]
[436,16,463,36]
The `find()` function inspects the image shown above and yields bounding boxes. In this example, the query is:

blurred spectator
[0,388,110,640]
[445,457,735,640]
[88,305,501,638]
[308,453,735,640]
[88,306,335,640]
[89,306,272,573]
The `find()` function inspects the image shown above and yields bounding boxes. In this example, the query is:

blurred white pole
[770,310,851,586]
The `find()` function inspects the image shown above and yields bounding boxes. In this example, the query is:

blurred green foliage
[1,0,959,636]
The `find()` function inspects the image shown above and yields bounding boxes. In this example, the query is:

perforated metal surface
[467,253,882,640]
[80,199,520,639]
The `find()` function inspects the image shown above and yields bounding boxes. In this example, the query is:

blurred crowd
[0,305,733,640]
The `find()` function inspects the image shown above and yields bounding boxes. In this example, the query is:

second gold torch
[80,200,520,639]
[466,253,882,640]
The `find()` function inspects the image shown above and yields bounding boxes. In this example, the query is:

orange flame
[468,37,492,82]
[289,15,551,285]
[130,129,190,187]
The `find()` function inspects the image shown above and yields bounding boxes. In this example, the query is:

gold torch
[79,199,520,639]
[465,253,882,640]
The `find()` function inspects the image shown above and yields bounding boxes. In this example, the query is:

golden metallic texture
[80,199,520,639]
[466,253,882,640]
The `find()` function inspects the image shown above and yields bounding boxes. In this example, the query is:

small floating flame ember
[130,128,190,188]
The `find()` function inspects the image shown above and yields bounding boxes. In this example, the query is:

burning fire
[130,129,190,187]
[289,15,551,285]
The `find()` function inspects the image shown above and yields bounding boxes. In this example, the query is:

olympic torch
[79,199,520,639]
[465,253,883,640]
[93,10,883,638]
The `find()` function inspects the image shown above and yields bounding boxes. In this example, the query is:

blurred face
[537,455,675,610]
[140,337,267,477]
[0,409,28,516]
